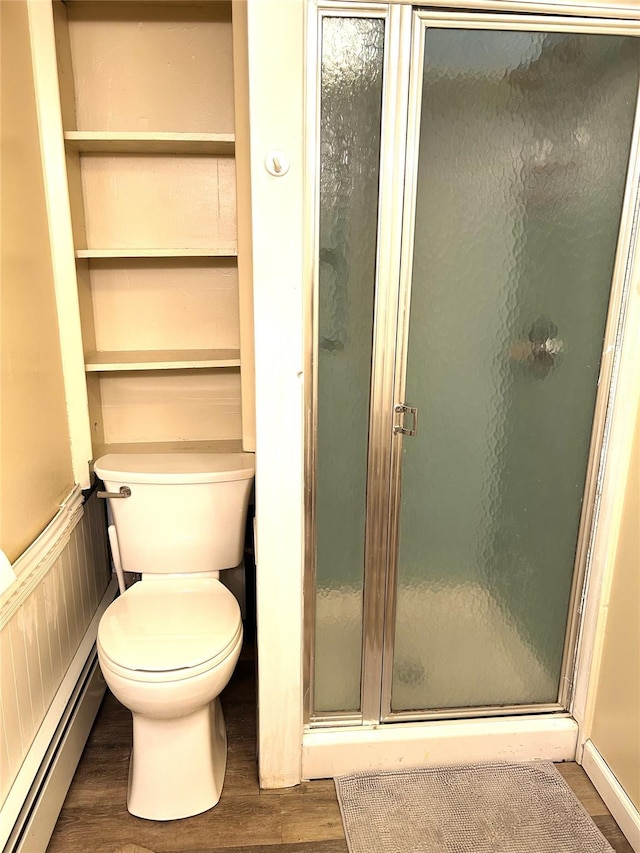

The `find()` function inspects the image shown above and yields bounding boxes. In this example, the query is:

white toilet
[94,452,254,821]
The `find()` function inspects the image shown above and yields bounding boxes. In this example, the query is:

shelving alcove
[49,0,255,480]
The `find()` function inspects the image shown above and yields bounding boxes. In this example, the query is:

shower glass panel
[391,29,639,712]
[313,16,385,713]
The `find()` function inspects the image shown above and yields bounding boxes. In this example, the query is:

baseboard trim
[582,740,640,853]
[302,714,578,780]
[1,578,117,853]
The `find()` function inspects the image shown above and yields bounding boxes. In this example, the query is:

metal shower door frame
[304,0,640,728]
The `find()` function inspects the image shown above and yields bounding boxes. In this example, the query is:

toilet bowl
[94,452,254,821]
[98,578,243,820]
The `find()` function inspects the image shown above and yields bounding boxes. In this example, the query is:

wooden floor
[48,642,633,853]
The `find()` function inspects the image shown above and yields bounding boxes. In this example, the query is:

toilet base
[127,697,227,820]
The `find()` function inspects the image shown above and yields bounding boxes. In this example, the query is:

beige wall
[0,0,74,562]
[590,402,640,810]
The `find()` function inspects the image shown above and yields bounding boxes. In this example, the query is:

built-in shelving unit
[52,0,253,466]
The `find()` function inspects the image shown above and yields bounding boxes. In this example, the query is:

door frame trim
[311,0,640,20]
[404,9,639,34]
[359,2,414,725]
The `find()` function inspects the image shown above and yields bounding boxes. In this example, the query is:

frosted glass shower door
[313,15,385,714]
[389,24,639,714]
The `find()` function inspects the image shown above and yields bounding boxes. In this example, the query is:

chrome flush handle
[394,404,418,437]
[97,486,132,499]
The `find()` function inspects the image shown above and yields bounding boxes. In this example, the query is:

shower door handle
[394,404,418,437]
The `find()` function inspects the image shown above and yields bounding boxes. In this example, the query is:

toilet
[94,452,255,821]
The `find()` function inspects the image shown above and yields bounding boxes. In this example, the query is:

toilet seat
[98,578,242,684]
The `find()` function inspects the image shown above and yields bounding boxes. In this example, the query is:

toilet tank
[94,453,255,575]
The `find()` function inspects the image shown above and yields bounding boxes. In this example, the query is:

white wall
[247,0,306,788]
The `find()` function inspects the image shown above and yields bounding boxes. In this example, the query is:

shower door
[309,6,640,725]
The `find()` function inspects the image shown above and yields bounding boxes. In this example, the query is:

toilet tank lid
[94,452,255,484]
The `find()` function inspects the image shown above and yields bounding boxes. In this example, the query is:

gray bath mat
[335,762,614,853]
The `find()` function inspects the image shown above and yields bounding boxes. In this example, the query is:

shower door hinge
[394,403,418,436]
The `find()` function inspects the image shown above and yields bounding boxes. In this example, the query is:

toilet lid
[98,579,242,673]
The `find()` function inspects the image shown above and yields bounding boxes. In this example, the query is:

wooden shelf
[85,349,241,372]
[65,131,235,155]
[75,246,237,259]
[64,1,233,5]
[93,439,245,461]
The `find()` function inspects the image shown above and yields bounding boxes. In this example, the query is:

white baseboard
[1,578,117,853]
[582,740,640,853]
[302,715,578,780]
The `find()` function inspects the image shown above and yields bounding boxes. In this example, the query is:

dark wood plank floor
[47,641,633,853]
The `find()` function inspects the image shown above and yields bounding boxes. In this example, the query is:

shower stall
[244,0,640,785]
[305,4,640,734]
